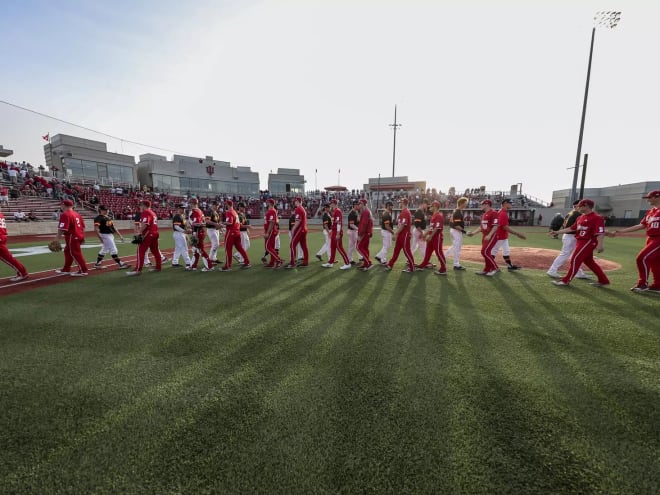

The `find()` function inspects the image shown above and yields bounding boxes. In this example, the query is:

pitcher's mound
[457,246,621,272]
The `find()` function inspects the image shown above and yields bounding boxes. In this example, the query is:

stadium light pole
[389,105,402,177]
[569,11,621,205]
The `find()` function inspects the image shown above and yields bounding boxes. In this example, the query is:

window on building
[624,210,633,219]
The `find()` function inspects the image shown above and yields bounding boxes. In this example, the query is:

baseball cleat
[284,264,295,269]
[171,264,181,268]
[9,275,28,282]
[261,256,268,264]
[646,287,660,293]
[321,263,333,268]
[241,264,252,269]
[119,263,129,269]
[219,267,232,272]
[630,284,648,292]
[70,272,88,277]
[201,267,214,272]
[55,269,70,274]
[589,282,610,288]
[475,271,487,275]
[340,264,352,270]
[401,268,414,273]
[486,270,500,276]
[453,266,466,271]
[316,254,323,261]
[126,271,140,276]
[434,270,447,276]
[546,271,560,278]
[507,265,521,271]
[375,256,381,263]
[161,257,169,264]
[575,274,592,280]
[185,266,192,271]
[148,268,161,272]
[384,265,392,271]
[552,280,569,286]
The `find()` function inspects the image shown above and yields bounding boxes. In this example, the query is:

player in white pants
[234,202,251,264]
[411,200,428,261]
[375,201,394,264]
[206,201,222,263]
[445,196,468,269]
[547,200,589,279]
[490,198,526,270]
[347,202,360,262]
[93,206,128,269]
[316,204,331,261]
[171,204,192,269]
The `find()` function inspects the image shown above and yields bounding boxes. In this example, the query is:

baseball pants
[636,236,660,289]
[356,234,372,267]
[288,232,303,259]
[235,231,251,263]
[561,240,609,285]
[207,228,220,261]
[317,230,330,257]
[548,234,586,277]
[419,233,446,270]
[98,233,119,256]
[411,229,426,258]
[0,241,28,278]
[347,230,358,261]
[290,230,308,265]
[135,233,161,272]
[172,232,191,266]
[225,233,249,269]
[375,230,392,263]
[265,231,282,266]
[192,231,211,269]
[480,236,499,273]
[387,230,415,269]
[329,232,349,265]
[62,234,88,273]
[444,228,464,267]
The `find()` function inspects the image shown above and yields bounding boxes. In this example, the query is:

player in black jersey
[93,206,128,269]
[375,201,394,264]
[316,204,332,261]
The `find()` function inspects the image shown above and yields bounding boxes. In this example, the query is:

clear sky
[1,0,658,201]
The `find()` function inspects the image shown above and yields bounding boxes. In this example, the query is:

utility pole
[389,105,401,177]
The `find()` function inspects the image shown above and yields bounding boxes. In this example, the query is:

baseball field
[1,229,658,494]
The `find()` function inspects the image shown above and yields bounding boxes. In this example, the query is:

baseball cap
[267,198,275,204]
[359,198,367,205]
[572,200,581,206]
[385,201,393,207]
[481,199,492,206]
[322,203,329,209]
[501,198,512,204]
[176,203,185,208]
[642,190,660,199]
[98,205,108,211]
[329,199,338,205]
[190,198,198,203]
[225,199,233,207]
[295,196,302,203]
[238,202,245,208]
[431,200,441,208]
[352,200,359,206]
[142,200,151,208]
[577,199,594,208]
[62,199,74,207]
[400,197,409,204]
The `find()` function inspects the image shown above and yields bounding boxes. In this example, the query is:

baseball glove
[131,234,144,245]
[190,236,199,247]
[48,240,63,252]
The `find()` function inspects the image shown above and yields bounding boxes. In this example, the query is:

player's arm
[552,224,577,236]
[607,223,644,236]
[173,220,186,233]
[94,222,102,241]
[483,222,498,241]
[504,224,526,239]
[595,233,605,253]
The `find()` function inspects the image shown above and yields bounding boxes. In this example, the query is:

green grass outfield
[1,229,658,494]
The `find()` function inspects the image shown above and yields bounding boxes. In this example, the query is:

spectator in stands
[8,168,17,183]
[13,209,27,222]
[27,210,39,221]
[52,209,60,220]
[0,186,8,207]
[9,188,19,200]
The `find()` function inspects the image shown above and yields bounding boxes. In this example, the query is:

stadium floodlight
[570,11,622,204]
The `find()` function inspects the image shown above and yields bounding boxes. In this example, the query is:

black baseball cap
[238,202,246,208]
[572,200,581,206]
[352,200,359,206]
[98,205,107,211]
[176,203,185,208]
[501,198,512,204]
[385,201,393,207]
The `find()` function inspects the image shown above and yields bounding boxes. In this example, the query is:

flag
[42,133,49,142]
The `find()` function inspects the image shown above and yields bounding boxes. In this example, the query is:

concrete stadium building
[267,168,305,194]
[137,154,260,196]
[43,134,136,185]
[551,181,660,224]
[0,145,13,158]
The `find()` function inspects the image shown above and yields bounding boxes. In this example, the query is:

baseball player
[263,198,282,268]
[416,200,447,274]
[127,200,162,276]
[375,201,394,265]
[444,197,468,270]
[221,199,250,271]
[547,200,590,279]
[287,196,308,268]
[346,201,360,264]
[549,198,610,287]
[205,201,222,264]
[356,198,374,271]
[55,199,88,276]
[490,198,526,271]
[411,199,428,260]
[93,205,128,269]
[466,199,499,276]
[386,197,416,273]
[608,189,660,292]
[323,199,351,270]
[0,207,29,282]
[189,198,213,272]
[315,204,332,261]
[233,202,251,265]
[134,208,168,267]
[171,204,192,269]
[287,206,304,263]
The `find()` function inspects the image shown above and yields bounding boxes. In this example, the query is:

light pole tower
[389,105,402,177]
[569,11,621,205]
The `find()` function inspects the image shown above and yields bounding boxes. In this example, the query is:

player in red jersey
[608,189,660,292]
[467,199,499,276]
[220,200,250,272]
[324,199,351,269]
[127,200,161,276]
[550,199,610,287]
[356,198,374,271]
[189,198,213,272]
[55,199,89,276]
[386,197,416,273]
[263,198,282,268]
[490,198,526,271]
[0,207,29,282]
[287,196,308,268]
[416,200,447,275]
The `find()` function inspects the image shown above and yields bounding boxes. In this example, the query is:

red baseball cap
[642,190,660,199]
[61,199,74,207]
[189,198,198,203]
[267,198,275,204]
[481,199,492,206]
[329,199,338,205]
[577,199,594,208]
[295,196,302,203]
[142,200,151,208]
[400,197,409,204]
[225,199,233,207]
[359,198,367,205]
[432,200,441,208]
